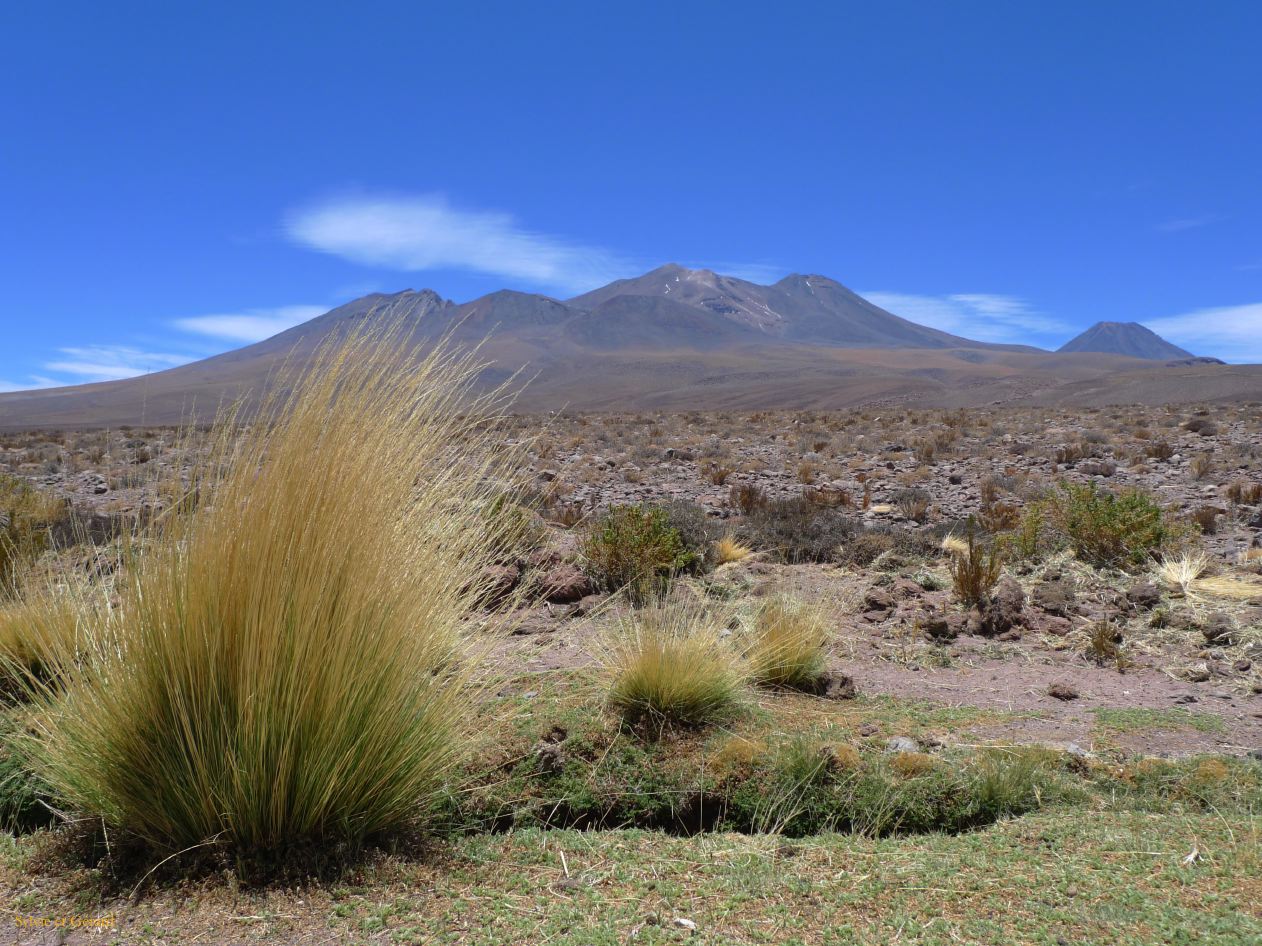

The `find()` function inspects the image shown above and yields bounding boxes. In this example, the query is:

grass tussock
[0,588,89,692]
[948,522,1002,607]
[19,327,522,857]
[745,597,830,690]
[0,474,68,598]
[598,601,745,728]
[714,535,753,565]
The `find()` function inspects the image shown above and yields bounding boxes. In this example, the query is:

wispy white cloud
[285,192,636,294]
[861,291,1068,346]
[1144,302,1262,363]
[1156,213,1225,233]
[42,346,192,383]
[174,305,328,343]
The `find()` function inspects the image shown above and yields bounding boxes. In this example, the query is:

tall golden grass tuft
[745,596,830,689]
[714,535,753,565]
[597,600,745,728]
[0,587,90,691]
[22,327,522,855]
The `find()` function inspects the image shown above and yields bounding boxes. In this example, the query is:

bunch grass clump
[745,597,830,690]
[949,521,1002,607]
[20,327,521,857]
[0,588,89,693]
[0,474,68,598]
[598,601,745,728]
[714,535,753,565]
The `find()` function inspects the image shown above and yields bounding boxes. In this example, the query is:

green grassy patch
[1093,707,1226,736]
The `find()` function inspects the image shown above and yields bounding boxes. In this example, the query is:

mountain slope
[568,264,1037,351]
[0,266,1253,429]
[1057,321,1193,360]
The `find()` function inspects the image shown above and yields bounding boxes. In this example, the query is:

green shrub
[581,505,696,601]
[1046,482,1175,569]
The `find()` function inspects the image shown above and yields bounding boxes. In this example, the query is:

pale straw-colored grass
[714,535,754,565]
[745,596,830,690]
[21,326,523,854]
[597,599,746,727]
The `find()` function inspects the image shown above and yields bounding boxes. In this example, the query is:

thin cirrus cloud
[1155,213,1225,234]
[1144,302,1262,363]
[41,346,194,383]
[861,291,1070,347]
[174,305,329,343]
[284,192,638,294]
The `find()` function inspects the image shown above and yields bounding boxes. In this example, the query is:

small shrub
[949,522,1002,607]
[729,482,767,515]
[893,488,930,524]
[1045,482,1174,570]
[745,597,829,690]
[1191,505,1219,535]
[738,498,860,564]
[1189,454,1213,480]
[581,505,695,602]
[655,501,720,573]
[599,602,745,728]
[1086,619,1127,669]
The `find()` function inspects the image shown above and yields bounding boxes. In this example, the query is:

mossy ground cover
[1,672,1258,944]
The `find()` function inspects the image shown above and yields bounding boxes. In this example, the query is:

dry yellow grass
[1158,552,1262,601]
[714,535,753,565]
[0,588,89,686]
[597,600,746,726]
[20,325,524,854]
[744,596,830,689]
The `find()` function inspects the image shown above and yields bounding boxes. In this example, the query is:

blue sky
[2,1,1261,390]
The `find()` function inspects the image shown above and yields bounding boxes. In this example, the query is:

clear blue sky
[3,1,1261,388]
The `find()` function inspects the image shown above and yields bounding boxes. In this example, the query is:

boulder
[539,564,592,604]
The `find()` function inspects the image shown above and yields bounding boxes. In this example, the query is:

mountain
[1057,321,1194,360]
[0,266,1255,429]
[568,265,1037,351]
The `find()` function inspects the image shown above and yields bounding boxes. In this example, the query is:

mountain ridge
[0,266,1248,429]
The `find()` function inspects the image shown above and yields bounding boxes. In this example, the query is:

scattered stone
[922,614,957,642]
[1233,658,1253,673]
[1047,682,1079,701]
[862,587,895,613]
[1032,579,1075,616]
[479,563,520,606]
[885,736,919,753]
[977,577,1025,636]
[539,564,592,604]
[1125,581,1161,610]
[858,723,880,737]
[1201,612,1236,646]
[535,741,565,774]
[810,672,856,700]
[1172,693,1198,704]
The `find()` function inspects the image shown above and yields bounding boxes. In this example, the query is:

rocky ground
[6,404,1259,763]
